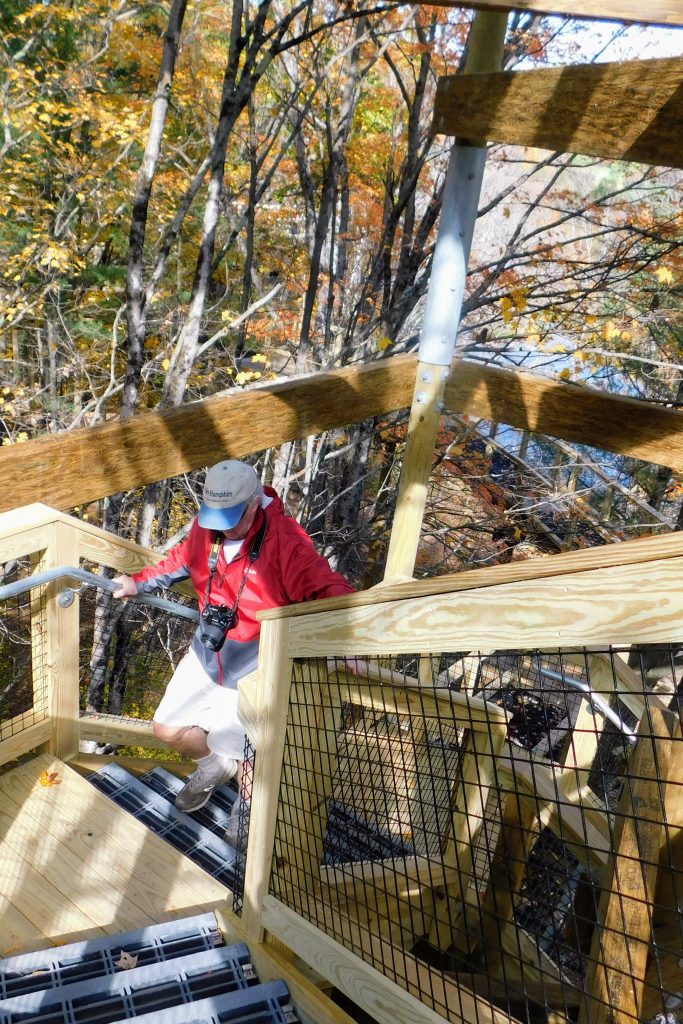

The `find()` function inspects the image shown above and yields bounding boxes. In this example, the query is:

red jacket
[132,488,353,642]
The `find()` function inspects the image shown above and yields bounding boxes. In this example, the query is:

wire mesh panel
[268,648,683,1024]
[0,557,48,741]
[78,585,197,721]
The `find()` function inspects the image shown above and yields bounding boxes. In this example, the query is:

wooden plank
[0,718,52,769]
[421,1,683,27]
[0,754,229,946]
[0,356,417,514]
[385,361,447,579]
[241,617,293,941]
[66,752,195,778]
[213,909,360,1024]
[79,713,169,750]
[326,674,508,728]
[285,555,683,657]
[44,522,80,758]
[262,894,513,1024]
[444,360,683,472]
[260,531,683,620]
[433,57,683,170]
[580,705,675,1024]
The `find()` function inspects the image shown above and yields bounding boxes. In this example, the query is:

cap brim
[198,501,247,530]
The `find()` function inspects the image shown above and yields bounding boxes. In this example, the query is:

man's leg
[152,654,238,813]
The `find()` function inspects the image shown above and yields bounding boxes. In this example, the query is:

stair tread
[0,944,256,1018]
[87,764,238,886]
[106,980,295,1024]
[0,913,222,999]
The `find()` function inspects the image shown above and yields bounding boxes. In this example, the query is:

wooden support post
[580,704,676,1024]
[31,522,81,759]
[241,618,293,942]
[428,720,508,951]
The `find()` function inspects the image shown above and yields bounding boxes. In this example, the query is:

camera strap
[204,513,268,623]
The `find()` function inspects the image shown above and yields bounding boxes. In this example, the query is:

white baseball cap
[198,460,259,530]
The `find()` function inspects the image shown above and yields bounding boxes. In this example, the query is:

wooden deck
[0,753,230,957]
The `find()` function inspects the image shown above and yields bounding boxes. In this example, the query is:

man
[113,459,354,829]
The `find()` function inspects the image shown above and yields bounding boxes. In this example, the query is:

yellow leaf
[39,770,61,787]
[559,368,572,380]
[655,266,674,285]
[603,321,620,342]
[161,358,170,371]
[377,336,393,352]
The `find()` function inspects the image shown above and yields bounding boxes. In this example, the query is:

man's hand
[112,575,138,600]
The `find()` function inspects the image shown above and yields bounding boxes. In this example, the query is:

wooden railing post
[42,521,81,759]
[241,617,294,942]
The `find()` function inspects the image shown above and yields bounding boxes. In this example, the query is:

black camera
[199,603,237,652]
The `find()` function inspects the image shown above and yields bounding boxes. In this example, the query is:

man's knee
[152,720,188,744]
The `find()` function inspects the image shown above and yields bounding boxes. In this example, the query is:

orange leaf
[39,770,61,787]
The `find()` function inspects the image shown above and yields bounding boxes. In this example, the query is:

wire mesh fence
[0,558,47,740]
[77,583,197,726]
[269,647,683,1024]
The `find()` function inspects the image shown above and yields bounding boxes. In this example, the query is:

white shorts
[153,644,256,759]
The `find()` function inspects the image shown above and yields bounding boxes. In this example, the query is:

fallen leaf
[115,950,139,970]
[39,770,61,787]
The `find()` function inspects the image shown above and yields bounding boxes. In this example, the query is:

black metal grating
[268,646,683,1024]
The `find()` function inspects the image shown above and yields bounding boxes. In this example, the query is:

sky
[524,16,683,65]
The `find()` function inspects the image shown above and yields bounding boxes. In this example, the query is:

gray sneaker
[175,758,238,813]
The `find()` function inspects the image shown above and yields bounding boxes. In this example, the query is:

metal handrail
[0,566,199,623]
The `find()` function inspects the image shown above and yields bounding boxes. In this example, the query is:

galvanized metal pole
[384,11,508,580]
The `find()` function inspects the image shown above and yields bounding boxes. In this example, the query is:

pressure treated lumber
[283,554,683,656]
[433,57,683,170]
[263,894,512,1024]
[261,529,683,619]
[444,360,683,471]
[580,706,676,1024]
[422,1,683,25]
[0,356,416,514]
[0,754,229,955]
[1,355,682,514]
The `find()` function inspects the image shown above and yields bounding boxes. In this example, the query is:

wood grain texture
[44,522,80,758]
[421,1,683,25]
[580,705,675,1024]
[0,356,416,513]
[263,894,512,1024]
[444,360,683,471]
[434,57,683,169]
[285,555,683,657]
[0,719,52,769]
[241,618,293,942]
[260,532,683,621]
[385,361,447,578]
[0,754,229,954]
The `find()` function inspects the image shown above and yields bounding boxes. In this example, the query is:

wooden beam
[421,1,683,27]
[262,894,513,1024]
[580,705,676,1024]
[284,554,683,656]
[444,360,683,471]
[260,530,683,620]
[433,57,683,169]
[0,356,681,515]
[0,355,417,514]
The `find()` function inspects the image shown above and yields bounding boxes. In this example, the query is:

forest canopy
[0,1,681,582]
